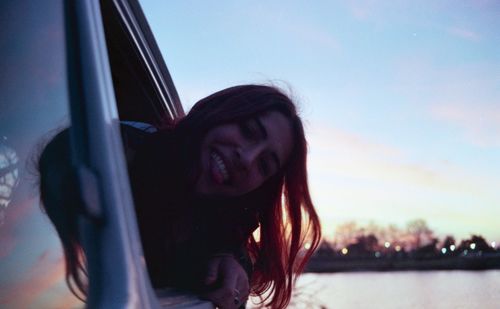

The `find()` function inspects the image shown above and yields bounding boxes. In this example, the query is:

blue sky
[140,0,500,242]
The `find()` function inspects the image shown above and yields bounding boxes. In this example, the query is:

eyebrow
[255,117,281,169]
[255,117,268,139]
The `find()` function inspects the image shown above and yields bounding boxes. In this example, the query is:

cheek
[245,171,266,192]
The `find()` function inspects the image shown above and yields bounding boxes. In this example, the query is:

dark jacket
[121,123,257,291]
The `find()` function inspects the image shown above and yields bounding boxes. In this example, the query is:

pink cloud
[343,0,379,21]
[308,123,403,160]
[0,197,38,259]
[307,122,497,194]
[448,27,481,42]
[245,3,341,52]
[0,233,16,259]
[287,23,340,52]
[46,292,83,309]
[431,103,500,147]
[392,54,499,148]
[0,249,81,308]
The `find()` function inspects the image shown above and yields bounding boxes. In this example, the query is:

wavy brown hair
[175,85,322,308]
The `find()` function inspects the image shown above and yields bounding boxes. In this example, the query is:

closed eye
[239,119,263,141]
[239,121,255,139]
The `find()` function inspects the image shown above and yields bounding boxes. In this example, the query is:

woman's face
[195,111,293,197]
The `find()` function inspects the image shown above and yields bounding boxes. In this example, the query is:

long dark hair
[172,85,322,308]
[37,130,87,301]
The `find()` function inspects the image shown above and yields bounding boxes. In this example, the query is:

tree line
[314,219,498,259]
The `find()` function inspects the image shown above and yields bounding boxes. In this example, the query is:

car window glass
[100,0,179,126]
[0,1,81,307]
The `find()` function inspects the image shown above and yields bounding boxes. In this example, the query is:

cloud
[341,0,420,23]
[307,122,499,195]
[281,19,341,52]
[448,27,481,42]
[430,103,500,147]
[0,233,16,259]
[244,3,341,53]
[0,249,80,308]
[345,0,378,21]
[308,124,402,160]
[391,53,500,148]
[0,197,38,259]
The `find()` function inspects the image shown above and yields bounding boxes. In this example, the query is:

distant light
[463,250,468,256]
[441,248,447,254]
[384,242,390,248]
[375,252,381,258]
[491,242,496,248]
[304,242,311,250]
[450,245,456,251]
[470,243,476,250]
[395,245,401,252]
[341,248,348,255]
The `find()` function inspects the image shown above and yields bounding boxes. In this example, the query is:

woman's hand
[202,254,250,308]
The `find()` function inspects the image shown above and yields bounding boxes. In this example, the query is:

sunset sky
[1,1,498,307]
[140,0,500,242]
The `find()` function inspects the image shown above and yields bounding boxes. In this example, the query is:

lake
[251,270,500,308]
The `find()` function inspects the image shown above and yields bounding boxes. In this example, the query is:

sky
[0,1,498,307]
[139,0,500,242]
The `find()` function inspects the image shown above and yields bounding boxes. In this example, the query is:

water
[285,270,500,309]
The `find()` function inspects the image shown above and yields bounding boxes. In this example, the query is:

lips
[210,149,230,184]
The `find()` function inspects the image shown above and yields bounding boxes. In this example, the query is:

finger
[220,259,244,308]
[203,256,247,308]
[204,258,221,285]
[202,286,235,309]
[236,274,250,302]
[219,258,238,292]
[210,281,238,307]
[201,291,221,308]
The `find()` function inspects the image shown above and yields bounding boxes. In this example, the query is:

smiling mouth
[210,150,230,184]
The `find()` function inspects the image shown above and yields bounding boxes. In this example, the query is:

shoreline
[306,253,500,273]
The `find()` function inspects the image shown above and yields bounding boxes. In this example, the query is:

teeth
[211,151,229,181]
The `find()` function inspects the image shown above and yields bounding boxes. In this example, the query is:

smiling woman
[129,84,321,308]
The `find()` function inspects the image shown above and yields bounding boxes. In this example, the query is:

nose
[235,143,264,172]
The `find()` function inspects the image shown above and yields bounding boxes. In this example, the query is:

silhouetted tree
[334,221,362,249]
[345,234,379,257]
[441,235,456,249]
[358,234,379,252]
[439,235,457,256]
[315,240,335,257]
[415,238,438,258]
[386,224,402,242]
[459,235,494,253]
[471,235,492,252]
[406,219,434,250]
[365,221,382,239]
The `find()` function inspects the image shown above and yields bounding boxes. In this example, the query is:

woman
[39,85,321,308]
